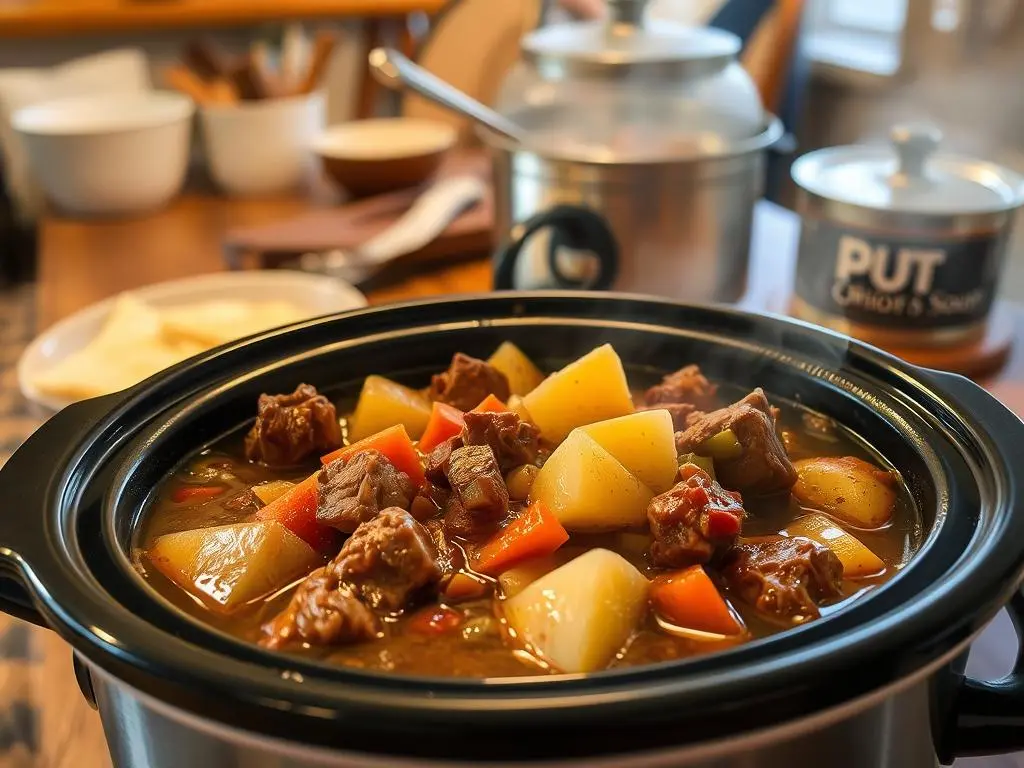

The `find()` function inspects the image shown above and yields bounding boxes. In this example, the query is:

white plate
[18,270,367,414]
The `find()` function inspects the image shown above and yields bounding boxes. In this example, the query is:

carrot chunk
[471,394,509,413]
[253,473,337,552]
[474,501,568,576]
[171,485,226,504]
[418,402,466,454]
[650,565,744,636]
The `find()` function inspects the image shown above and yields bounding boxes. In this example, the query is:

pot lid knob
[608,0,649,25]
[890,123,942,184]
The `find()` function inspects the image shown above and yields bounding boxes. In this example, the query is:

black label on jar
[794,219,1009,329]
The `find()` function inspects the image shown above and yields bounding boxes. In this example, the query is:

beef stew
[135,343,919,678]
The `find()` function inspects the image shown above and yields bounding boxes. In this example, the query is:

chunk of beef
[675,388,796,495]
[331,507,442,613]
[647,464,745,568]
[461,410,541,471]
[443,494,476,540]
[645,365,719,411]
[316,450,415,533]
[260,508,440,649]
[244,384,342,467]
[444,444,508,540]
[424,518,465,577]
[429,353,510,412]
[260,568,378,650]
[720,536,843,623]
[425,436,463,487]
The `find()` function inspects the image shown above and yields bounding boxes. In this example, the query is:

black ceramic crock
[2,293,1024,768]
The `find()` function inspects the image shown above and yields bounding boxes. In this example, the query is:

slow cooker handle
[951,588,1024,758]
[0,394,122,629]
[493,205,619,291]
[922,370,1024,759]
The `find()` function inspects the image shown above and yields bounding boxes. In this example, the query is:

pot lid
[521,0,740,80]
[482,113,783,165]
[792,124,1024,216]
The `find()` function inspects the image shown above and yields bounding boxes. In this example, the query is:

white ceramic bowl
[200,92,325,197]
[18,270,367,414]
[11,91,193,217]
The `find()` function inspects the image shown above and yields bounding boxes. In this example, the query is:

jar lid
[521,0,741,80]
[792,124,1024,216]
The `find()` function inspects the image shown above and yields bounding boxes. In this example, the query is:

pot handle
[920,369,1024,759]
[0,395,120,629]
[493,205,619,291]
[949,588,1024,759]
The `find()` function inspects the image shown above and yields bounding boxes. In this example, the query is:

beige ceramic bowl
[312,117,457,198]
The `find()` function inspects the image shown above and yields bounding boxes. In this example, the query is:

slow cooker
[1,293,1023,767]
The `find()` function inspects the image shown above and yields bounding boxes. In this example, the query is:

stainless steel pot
[2,294,1024,767]
[371,0,782,299]
[485,0,780,298]
[489,118,782,298]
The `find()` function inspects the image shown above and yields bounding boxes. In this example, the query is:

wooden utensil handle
[163,65,212,105]
[298,31,336,95]
[231,52,273,100]
[206,79,239,104]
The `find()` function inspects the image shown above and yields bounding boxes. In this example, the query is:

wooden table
[37,191,493,327]
[0,0,445,38]
[19,192,1024,767]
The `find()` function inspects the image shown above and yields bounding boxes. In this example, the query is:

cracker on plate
[30,294,204,400]
[159,300,310,347]
[31,294,303,402]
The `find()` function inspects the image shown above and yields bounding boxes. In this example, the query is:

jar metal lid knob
[890,123,942,182]
[608,0,649,25]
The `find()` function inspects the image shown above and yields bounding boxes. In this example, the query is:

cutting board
[222,149,495,270]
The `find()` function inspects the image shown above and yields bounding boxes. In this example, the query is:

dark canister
[791,125,1024,349]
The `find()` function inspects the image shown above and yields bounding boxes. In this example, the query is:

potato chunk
[522,344,634,443]
[347,375,432,442]
[792,456,897,529]
[784,513,885,579]
[488,342,545,396]
[252,480,294,505]
[504,549,649,673]
[580,409,677,493]
[148,521,320,611]
[531,430,654,531]
[507,395,534,425]
[498,556,558,598]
